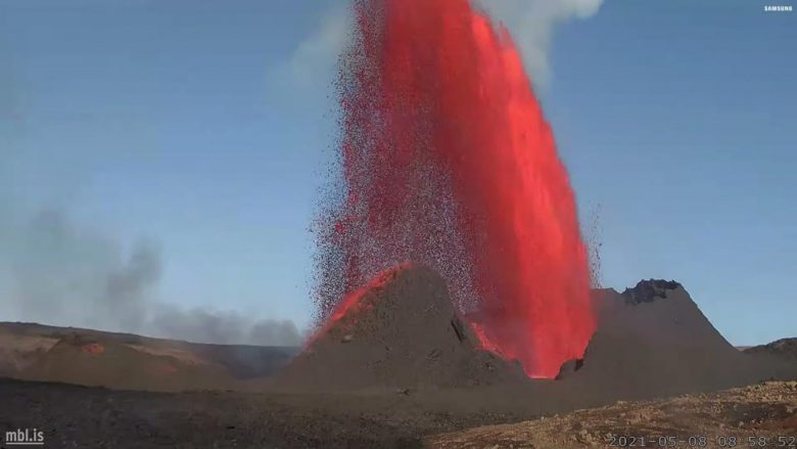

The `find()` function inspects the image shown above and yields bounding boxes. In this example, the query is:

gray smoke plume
[0,32,301,348]
[149,306,302,347]
[0,207,302,347]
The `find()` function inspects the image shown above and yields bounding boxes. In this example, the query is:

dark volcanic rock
[554,358,584,380]
[621,279,682,305]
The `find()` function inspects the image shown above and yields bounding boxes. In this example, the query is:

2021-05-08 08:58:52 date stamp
[607,434,797,447]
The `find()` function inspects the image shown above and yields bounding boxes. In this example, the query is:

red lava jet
[314,0,595,379]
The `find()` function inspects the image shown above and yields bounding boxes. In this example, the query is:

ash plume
[0,207,301,347]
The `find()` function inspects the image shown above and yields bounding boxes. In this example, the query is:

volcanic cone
[276,264,525,390]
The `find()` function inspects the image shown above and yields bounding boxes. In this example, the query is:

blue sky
[0,0,794,345]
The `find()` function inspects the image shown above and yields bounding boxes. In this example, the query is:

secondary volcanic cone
[315,0,594,378]
[279,264,525,390]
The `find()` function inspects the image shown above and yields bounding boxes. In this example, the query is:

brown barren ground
[426,381,797,449]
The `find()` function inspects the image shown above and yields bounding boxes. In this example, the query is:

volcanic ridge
[0,322,297,391]
[278,269,797,400]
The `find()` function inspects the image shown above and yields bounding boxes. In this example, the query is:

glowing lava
[315,0,595,379]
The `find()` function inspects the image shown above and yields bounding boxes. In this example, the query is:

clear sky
[0,0,794,345]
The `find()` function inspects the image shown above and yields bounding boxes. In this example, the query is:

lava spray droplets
[314,0,595,379]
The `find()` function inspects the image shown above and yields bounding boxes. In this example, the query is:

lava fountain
[314,0,595,379]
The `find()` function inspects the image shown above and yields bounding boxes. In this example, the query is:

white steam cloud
[280,0,603,89]
[478,0,604,86]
